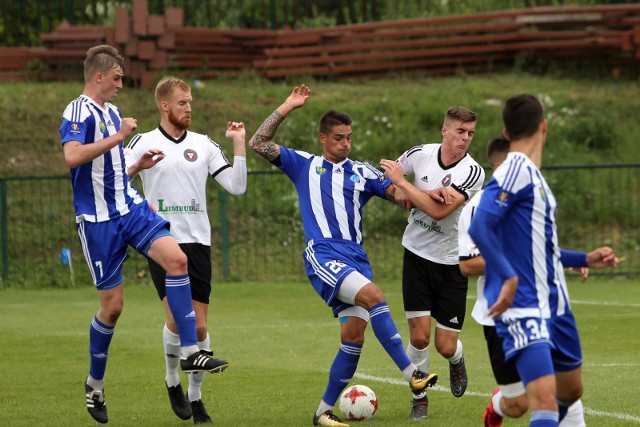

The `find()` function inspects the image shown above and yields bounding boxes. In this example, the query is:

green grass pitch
[1,278,639,426]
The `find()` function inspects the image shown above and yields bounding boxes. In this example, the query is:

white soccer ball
[339,384,378,421]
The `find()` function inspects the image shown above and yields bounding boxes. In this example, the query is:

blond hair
[154,77,191,110]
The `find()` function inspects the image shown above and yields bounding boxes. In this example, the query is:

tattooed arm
[249,84,312,162]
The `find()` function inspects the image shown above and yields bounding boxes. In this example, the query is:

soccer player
[125,77,246,424]
[248,84,438,427]
[468,94,618,427]
[380,106,484,420]
[458,136,587,427]
[59,45,224,424]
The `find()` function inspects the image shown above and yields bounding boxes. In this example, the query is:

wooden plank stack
[1,1,640,86]
[256,4,640,79]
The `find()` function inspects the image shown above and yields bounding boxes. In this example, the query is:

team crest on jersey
[495,191,509,207]
[350,174,361,183]
[316,166,327,175]
[99,121,106,133]
[184,149,198,162]
[70,123,80,134]
[441,174,452,187]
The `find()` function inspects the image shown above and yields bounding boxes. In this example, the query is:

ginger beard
[168,109,191,131]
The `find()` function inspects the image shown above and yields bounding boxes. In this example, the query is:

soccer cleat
[482,386,503,427]
[409,395,429,421]
[166,382,192,420]
[449,356,468,397]
[312,410,350,427]
[180,350,229,373]
[189,395,213,425]
[409,369,438,395]
[85,381,108,424]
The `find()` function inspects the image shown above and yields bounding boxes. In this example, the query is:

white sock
[448,340,463,364]
[188,333,211,401]
[316,400,333,417]
[492,389,506,417]
[87,375,104,391]
[180,345,200,359]
[559,399,586,427]
[163,324,181,387]
[406,343,430,373]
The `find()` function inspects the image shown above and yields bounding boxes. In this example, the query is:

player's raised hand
[285,84,311,109]
[119,117,138,139]
[226,121,246,142]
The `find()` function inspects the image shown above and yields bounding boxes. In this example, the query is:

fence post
[218,191,230,281]
[0,178,7,281]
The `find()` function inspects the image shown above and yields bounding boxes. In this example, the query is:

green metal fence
[0,165,638,289]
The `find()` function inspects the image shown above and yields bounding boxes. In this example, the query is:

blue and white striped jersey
[277,147,392,245]
[471,152,569,320]
[60,95,143,223]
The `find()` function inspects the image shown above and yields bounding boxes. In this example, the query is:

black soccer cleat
[188,392,213,424]
[166,382,192,420]
[85,381,108,424]
[180,350,229,373]
[449,355,468,398]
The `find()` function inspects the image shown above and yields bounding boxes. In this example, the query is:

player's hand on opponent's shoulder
[225,121,246,142]
[285,84,311,109]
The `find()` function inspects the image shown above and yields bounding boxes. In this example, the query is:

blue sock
[369,302,411,371]
[165,274,197,347]
[322,342,362,406]
[89,316,114,380]
[530,409,559,426]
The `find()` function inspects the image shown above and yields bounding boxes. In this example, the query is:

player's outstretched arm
[249,85,311,162]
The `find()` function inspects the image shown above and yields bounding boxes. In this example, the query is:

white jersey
[457,190,493,326]
[398,144,484,264]
[125,127,238,245]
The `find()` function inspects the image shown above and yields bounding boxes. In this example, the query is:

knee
[165,250,188,275]
[356,283,385,309]
[436,343,456,359]
[100,301,123,324]
[409,332,430,349]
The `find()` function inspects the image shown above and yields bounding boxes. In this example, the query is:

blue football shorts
[549,309,583,372]
[496,315,555,384]
[77,201,169,290]
[303,239,373,317]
